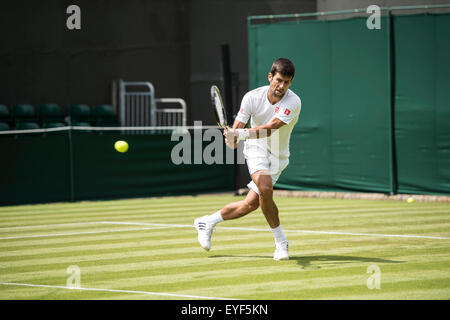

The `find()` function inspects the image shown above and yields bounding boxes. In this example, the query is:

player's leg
[194,190,259,251]
[251,169,289,261]
[251,171,280,229]
[220,189,259,220]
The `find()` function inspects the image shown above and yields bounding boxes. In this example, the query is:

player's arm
[245,117,286,139]
[232,120,247,130]
[224,120,246,149]
[226,117,286,143]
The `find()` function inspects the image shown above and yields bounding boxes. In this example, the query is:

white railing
[116,80,187,128]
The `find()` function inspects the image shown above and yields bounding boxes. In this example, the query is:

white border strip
[0,226,171,240]
[0,221,103,231]
[0,221,448,240]
[0,282,237,300]
[102,221,450,240]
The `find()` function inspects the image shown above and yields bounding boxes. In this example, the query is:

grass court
[0,194,449,300]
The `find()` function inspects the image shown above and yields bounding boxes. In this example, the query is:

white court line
[0,282,237,300]
[102,221,450,240]
[0,221,448,241]
[0,226,172,240]
[0,221,103,231]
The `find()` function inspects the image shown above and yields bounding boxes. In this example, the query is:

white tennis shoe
[194,215,214,251]
[273,240,289,261]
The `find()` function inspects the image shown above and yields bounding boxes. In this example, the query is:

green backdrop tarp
[0,131,235,206]
[393,14,450,195]
[248,13,450,196]
[249,17,393,193]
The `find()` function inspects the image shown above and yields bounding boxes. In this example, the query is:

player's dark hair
[270,58,295,78]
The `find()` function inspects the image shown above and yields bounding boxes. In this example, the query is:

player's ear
[268,72,273,82]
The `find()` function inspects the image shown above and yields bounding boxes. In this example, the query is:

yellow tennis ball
[407,197,414,203]
[114,140,128,153]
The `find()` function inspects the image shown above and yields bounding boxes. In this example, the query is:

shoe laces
[276,240,289,250]
[198,221,215,235]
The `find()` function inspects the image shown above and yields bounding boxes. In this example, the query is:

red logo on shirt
[274,106,280,113]
[284,109,291,116]
[240,109,244,113]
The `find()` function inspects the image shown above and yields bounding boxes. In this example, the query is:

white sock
[271,225,287,244]
[206,210,224,225]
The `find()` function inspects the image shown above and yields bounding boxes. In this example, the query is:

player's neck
[267,91,284,105]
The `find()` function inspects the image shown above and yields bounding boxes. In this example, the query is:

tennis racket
[210,85,228,129]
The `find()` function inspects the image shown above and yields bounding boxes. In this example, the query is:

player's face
[268,72,293,99]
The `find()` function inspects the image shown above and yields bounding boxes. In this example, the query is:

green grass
[0,195,449,300]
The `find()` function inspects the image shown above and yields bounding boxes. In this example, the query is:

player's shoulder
[245,85,269,99]
[284,89,301,108]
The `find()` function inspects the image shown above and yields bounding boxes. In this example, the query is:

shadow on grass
[209,254,403,269]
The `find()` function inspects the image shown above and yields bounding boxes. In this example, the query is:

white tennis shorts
[246,155,289,194]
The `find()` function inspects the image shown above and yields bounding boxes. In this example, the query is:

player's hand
[224,128,238,149]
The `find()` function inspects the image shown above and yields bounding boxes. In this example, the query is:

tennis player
[195,58,301,261]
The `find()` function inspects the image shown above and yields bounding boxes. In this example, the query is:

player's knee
[258,185,273,199]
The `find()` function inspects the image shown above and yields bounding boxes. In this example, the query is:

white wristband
[236,129,250,141]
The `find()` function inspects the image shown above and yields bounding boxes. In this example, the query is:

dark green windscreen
[248,13,450,196]
[249,17,393,193]
[393,14,450,195]
[0,131,234,206]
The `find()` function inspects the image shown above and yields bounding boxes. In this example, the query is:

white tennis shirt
[235,85,301,160]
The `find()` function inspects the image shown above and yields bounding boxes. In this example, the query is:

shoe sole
[274,256,289,261]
